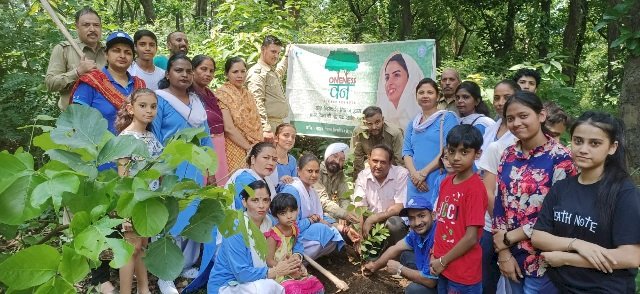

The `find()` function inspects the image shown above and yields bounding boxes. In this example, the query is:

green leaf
[50,105,108,158]
[70,211,90,236]
[161,140,217,175]
[144,236,184,281]
[31,172,80,210]
[58,245,89,284]
[46,149,98,179]
[106,238,134,268]
[0,224,19,239]
[0,171,46,225]
[171,126,209,145]
[133,188,163,202]
[550,60,562,71]
[132,198,169,237]
[0,244,60,290]
[34,276,75,294]
[94,217,124,236]
[181,199,224,243]
[33,133,66,152]
[97,134,150,165]
[116,192,136,218]
[73,226,106,261]
[0,152,31,179]
[593,21,608,32]
[36,114,56,121]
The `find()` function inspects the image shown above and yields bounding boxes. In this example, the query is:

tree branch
[36,224,69,245]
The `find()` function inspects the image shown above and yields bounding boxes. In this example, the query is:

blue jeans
[400,251,438,294]
[480,229,500,294]
[437,275,482,294]
[506,275,558,294]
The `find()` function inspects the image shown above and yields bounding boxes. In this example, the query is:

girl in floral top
[114,88,164,294]
[491,91,576,294]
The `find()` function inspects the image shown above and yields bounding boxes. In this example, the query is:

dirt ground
[308,248,407,294]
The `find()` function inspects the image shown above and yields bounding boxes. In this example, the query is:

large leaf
[70,211,90,236]
[160,140,218,175]
[31,172,80,210]
[50,105,108,158]
[132,198,168,237]
[97,134,150,165]
[106,238,134,268]
[170,126,209,145]
[0,244,60,290]
[46,149,98,179]
[0,171,46,225]
[62,179,110,215]
[180,199,225,243]
[58,245,89,284]
[32,133,66,152]
[116,192,136,218]
[0,152,31,179]
[143,236,184,281]
[34,276,75,294]
[73,226,106,261]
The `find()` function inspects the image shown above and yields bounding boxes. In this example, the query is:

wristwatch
[503,231,512,247]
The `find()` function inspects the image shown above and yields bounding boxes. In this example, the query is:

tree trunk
[537,0,551,59]
[398,0,412,40]
[562,0,588,86]
[138,0,155,24]
[196,0,208,18]
[618,1,640,181]
[606,0,621,93]
[496,0,517,58]
[175,11,183,31]
[346,0,364,42]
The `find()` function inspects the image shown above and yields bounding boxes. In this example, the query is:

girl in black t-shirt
[531,111,640,293]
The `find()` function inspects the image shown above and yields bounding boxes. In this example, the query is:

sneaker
[157,279,179,294]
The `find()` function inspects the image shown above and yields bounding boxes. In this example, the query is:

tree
[562,0,588,86]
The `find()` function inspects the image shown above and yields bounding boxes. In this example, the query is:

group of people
[44,6,640,294]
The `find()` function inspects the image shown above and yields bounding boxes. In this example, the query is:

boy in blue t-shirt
[363,197,438,294]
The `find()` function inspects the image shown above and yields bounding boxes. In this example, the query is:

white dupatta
[155,89,207,127]
[243,211,273,268]
[290,178,323,218]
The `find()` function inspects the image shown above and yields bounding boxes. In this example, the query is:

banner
[286,40,436,138]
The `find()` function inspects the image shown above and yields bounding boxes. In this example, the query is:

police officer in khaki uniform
[45,7,106,110]
[246,35,290,141]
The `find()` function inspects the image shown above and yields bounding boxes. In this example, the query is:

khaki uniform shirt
[350,122,405,178]
[246,58,289,132]
[313,183,348,220]
[45,39,106,110]
[319,161,350,210]
[437,96,458,114]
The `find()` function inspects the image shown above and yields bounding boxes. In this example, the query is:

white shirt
[128,61,165,90]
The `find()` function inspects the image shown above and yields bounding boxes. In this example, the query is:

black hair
[246,142,275,166]
[261,35,283,48]
[503,90,551,136]
[456,81,491,117]
[370,143,393,162]
[158,53,192,89]
[192,54,216,70]
[224,56,246,75]
[446,124,483,151]
[362,106,383,118]
[415,78,440,96]
[297,152,320,169]
[495,79,520,92]
[75,6,101,23]
[133,29,157,44]
[512,68,541,86]
[570,111,628,225]
[385,54,409,77]
[239,180,271,201]
[270,193,298,216]
[543,101,570,127]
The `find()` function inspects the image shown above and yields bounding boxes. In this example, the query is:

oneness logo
[325,49,360,100]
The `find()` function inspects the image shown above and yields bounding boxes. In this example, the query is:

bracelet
[497,255,513,264]
[438,257,446,268]
[567,238,577,251]
[396,265,403,276]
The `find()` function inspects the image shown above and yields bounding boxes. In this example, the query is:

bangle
[567,238,577,251]
[438,257,446,268]
[396,265,403,276]
[497,255,513,264]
